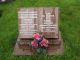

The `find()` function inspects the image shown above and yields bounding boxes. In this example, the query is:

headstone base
[13,32,64,55]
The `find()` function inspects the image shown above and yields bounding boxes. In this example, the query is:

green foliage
[0,0,80,60]
[36,47,46,54]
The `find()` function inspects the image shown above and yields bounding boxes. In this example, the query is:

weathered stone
[13,7,64,55]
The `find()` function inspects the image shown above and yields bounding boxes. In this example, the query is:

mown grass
[0,0,80,60]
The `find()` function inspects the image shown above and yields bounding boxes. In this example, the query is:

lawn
[0,0,80,60]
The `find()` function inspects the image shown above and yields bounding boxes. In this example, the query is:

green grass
[0,0,80,60]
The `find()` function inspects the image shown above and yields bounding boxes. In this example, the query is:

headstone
[18,8,58,38]
[13,7,64,55]
[0,0,14,3]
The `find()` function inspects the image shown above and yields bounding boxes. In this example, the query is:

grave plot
[13,7,64,55]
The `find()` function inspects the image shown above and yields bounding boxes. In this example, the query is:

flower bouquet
[31,33,49,54]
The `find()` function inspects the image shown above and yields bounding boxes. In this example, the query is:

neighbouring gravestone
[0,10,2,17]
[0,0,15,3]
[13,7,64,55]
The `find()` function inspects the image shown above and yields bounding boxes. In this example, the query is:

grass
[0,0,80,60]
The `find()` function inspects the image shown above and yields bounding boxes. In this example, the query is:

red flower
[33,33,41,40]
[40,38,49,47]
[31,33,49,48]
[31,40,38,48]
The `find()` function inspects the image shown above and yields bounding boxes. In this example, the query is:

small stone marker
[13,7,64,55]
